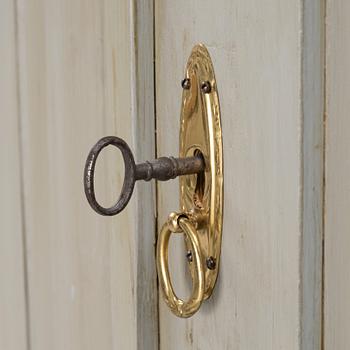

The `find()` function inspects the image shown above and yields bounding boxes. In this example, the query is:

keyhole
[193,149,205,209]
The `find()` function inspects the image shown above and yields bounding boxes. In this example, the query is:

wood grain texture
[155,1,323,349]
[0,1,28,349]
[324,0,350,348]
[15,0,157,349]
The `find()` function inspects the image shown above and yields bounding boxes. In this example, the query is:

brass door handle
[83,44,223,318]
[157,213,205,318]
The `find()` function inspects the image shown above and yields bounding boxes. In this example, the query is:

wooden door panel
[1,0,330,348]
[11,1,157,349]
[155,1,323,349]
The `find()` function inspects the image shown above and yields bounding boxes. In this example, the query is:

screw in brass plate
[206,256,216,270]
[181,78,191,90]
[201,81,212,94]
[186,250,193,263]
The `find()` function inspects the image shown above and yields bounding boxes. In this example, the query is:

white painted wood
[14,1,157,349]
[324,1,350,348]
[0,1,28,349]
[2,0,328,347]
[155,1,323,349]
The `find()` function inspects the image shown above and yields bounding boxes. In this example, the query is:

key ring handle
[84,136,136,216]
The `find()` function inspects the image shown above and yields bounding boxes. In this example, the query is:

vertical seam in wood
[300,0,325,348]
[130,2,139,348]
[153,0,160,347]
[13,1,32,349]
[132,0,159,348]
[299,2,305,348]
[321,0,327,348]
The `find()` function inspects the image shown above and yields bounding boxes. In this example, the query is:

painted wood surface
[0,1,28,349]
[1,0,330,348]
[301,1,324,349]
[324,1,350,348]
[155,1,323,349]
[12,1,157,349]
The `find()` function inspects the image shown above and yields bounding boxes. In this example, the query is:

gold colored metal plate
[179,44,223,300]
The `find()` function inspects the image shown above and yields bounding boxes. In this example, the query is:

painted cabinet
[1,0,348,349]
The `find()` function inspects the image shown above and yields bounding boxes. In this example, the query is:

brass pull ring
[156,214,205,318]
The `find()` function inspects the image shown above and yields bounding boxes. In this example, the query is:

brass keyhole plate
[179,44,223,300]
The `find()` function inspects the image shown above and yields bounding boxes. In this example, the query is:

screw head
[181,78,191,90]
[206,256,216,270]
[186,250,193,263]
[201,81,212,94]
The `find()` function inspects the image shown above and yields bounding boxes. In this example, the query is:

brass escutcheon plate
[179,44,223,300]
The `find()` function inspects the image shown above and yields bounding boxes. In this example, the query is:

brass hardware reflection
[157,44,223,317]
[157,213,205,318]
